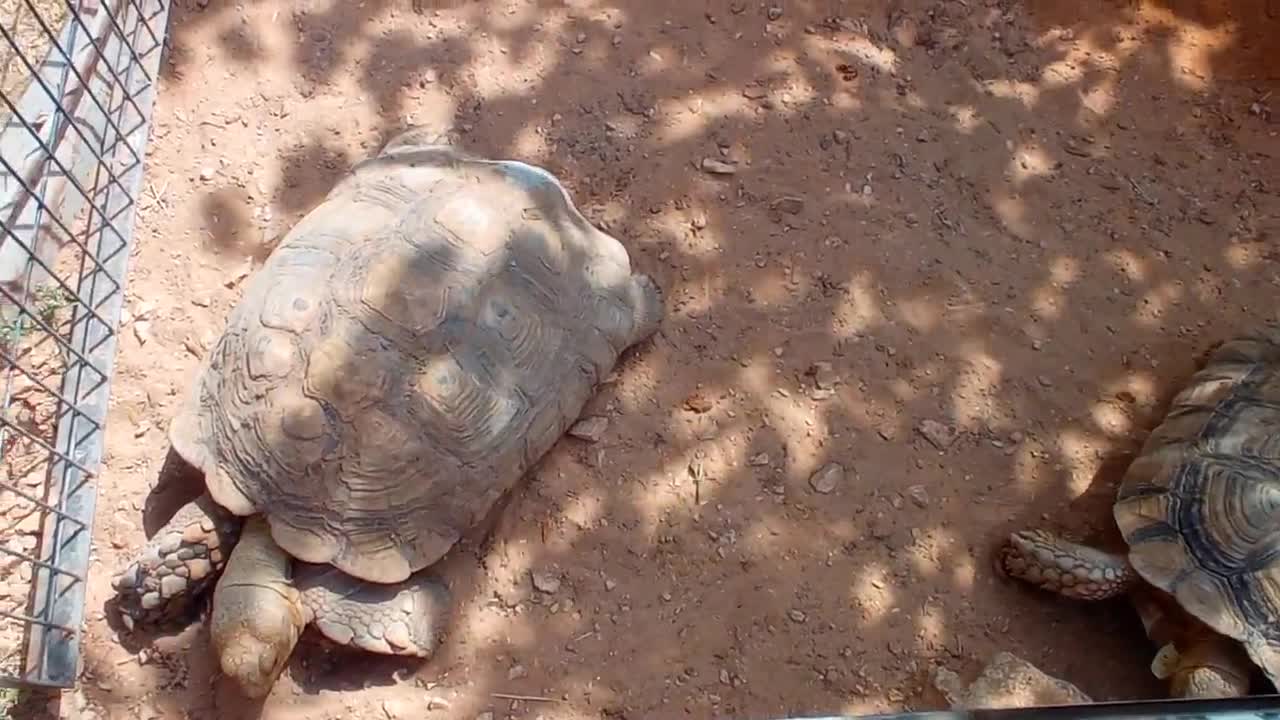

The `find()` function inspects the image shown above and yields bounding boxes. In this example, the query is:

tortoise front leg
[110,491,242,627]
[998,529,1141,600]
[295,564,450,658]
[210,515,306,699]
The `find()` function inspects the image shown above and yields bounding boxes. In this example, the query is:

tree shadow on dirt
[67,1,1280,719]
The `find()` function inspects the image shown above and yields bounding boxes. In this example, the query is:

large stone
[933,652,1092,709]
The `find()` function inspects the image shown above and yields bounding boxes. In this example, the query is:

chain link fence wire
[0,0,169,690]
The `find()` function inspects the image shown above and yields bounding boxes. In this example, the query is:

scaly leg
[998,529,1140,600]
[110,491,242,627]
[295,563,450,658]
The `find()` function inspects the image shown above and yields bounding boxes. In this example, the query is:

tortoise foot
[297,565,450,657]
[1165,634,1253,698]
[110,492,242,627]
[998,529,1138,600]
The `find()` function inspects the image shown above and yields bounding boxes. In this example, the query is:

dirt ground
[12,0,1280,718]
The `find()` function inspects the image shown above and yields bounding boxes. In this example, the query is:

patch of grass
[0,284,72,352]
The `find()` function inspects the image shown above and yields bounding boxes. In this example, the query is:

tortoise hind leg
[295,565,450,658]
[998,529,1140,600]
[110,491,242,627]
[622,273,664,347]
[1167,632,1252,698]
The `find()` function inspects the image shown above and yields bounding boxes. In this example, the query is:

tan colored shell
[1113,332,1280,687]
[169,135,662,585]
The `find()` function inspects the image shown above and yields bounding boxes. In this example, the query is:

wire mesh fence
[0,0,169,689]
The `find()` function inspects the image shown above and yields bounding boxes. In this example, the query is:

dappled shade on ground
[17,0,1279,718]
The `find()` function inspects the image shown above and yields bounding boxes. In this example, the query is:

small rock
[934,652,1092,709]
[747,452,770,467]
[507,664,529,681]
[683,391,713,413]
[766,6,782,20]
[1037,375,1053,387]
[742,87,768,100]
[916,129,930,143]
[770,196,805,215]
[700,158,738,175]
[917,419,957,450]
[832,129,850,144]
[1009,431,1025,443]
[133,320,153,346]
[531,570,562,594]
[198,167,215,182]
[808,463,843,494]
[808,361,838,389]
[906,485,930,508]
[604,578,617,592]
[787,609,806,623]
[568,416,608,443]
[475,714,495,720]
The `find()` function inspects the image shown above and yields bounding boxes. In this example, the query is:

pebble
[604,578,617,592]
[198,167,215,181]
[808,361,838,389]
[787,609,807,623]
[833,129,850,144]
[767,6,782,20]
[476,714,495,720]
[531,570,562,594]
[770,196,805,215]
[568,416,608,443]
[808,463,843,494]
[748,452,770,467]
[700,158,738,175]
[906,485,930,508]
[507,664,529,681]
[683,391,713,413]
[917,419,957,450]
[1037,375,1053,387]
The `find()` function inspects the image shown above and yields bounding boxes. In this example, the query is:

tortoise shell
[169,134,661,584]
[1114,332,1280,686]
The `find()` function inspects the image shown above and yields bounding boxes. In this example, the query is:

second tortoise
[1000,332,1280,697]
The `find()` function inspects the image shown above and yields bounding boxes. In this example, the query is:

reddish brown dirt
[15,0,1280,718]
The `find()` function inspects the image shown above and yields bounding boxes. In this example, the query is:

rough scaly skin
[1168,631,1252,698]
[295,564,449,657]
[998,529,1140,600]
[110,492,242,627]
[209,518,452,698]
[210,515,305,699]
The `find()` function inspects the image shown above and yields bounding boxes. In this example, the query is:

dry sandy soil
[9,0,1280,718]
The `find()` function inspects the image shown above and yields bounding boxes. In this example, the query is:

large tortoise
[110,128,664,698]
[999,332,1280,698]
